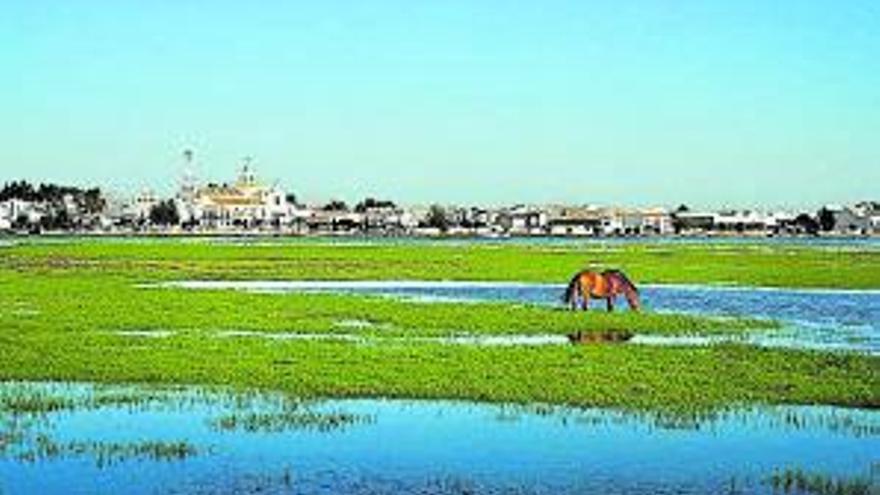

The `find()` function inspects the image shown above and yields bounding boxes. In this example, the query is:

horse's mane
[603,269,639,293]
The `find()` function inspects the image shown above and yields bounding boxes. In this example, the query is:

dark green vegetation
[0,239,878,413]
[767,467,878,495]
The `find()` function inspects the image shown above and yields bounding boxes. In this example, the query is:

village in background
[2,151,879,238]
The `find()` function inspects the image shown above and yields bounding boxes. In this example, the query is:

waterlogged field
[0,238,878,493]
[1,382,878,495]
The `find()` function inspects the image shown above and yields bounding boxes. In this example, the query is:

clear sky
[2,1,878,208]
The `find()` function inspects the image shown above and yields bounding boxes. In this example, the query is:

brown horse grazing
[562,269,641,312]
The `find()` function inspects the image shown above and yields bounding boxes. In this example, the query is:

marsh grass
[211,410,373,433]
[767,468,877,495]
[17,436,198,467]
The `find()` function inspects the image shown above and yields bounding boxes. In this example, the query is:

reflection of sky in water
[1,383,877,495]
[168,281,880,354]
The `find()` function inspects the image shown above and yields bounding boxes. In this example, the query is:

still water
[1,382,877,495]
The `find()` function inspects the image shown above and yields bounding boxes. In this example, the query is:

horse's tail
[562,271,582,305]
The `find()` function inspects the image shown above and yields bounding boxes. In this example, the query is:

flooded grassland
[1,382,878,494]
[0,239,878,493]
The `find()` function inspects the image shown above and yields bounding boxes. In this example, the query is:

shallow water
[0,382,877,495]
[165,280,880,354]
[12,234,880,249]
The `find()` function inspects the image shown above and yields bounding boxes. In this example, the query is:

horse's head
[627,292,642,311]
[608,270,641,311]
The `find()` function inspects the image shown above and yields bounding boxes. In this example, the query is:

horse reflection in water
[562,269,641,312]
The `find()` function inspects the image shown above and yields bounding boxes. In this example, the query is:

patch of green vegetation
[766,467,877,495]
[4,239,880,288]
[1,327,876,412]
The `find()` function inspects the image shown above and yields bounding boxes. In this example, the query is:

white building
[0,201,11,230]
[713,210,770,232]
[131,189,159,224]
[546,206,602,236]
[640,207,673,235]
[499,205,546,235]
[187,162,292,230]
[306,210,363,233]
[361,206,416,233]
[1,199,44,227]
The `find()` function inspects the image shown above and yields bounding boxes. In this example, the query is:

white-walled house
[713,210,769,232]
[640,208,673,235]
[820,205,871,235]
[0,199,45,227]
[359,205,417,233]
[852,202,880,234]
[499,206,547,235]
[306,210,363,233]
[673,211,715,233]
[131,189,159,223]
[599,208,648,235]
[871,215,880,234]
[0,201,11,230]
[547,206,602,236]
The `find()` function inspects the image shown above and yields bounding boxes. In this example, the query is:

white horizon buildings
[181,161,293,230]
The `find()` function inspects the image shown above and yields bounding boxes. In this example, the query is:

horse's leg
[581,288,590,311]
[570,280,582,310]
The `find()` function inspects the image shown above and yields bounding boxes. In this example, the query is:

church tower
[178,148,199,202]
[237,156,259,190]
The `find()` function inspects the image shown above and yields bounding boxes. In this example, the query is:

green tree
[425,204,449,232]
[793,213,819,235]
[817,207,836,232]
[322,200,349,211]
[149,200,180,226]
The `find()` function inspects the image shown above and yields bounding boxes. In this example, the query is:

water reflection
[1,382,877,495]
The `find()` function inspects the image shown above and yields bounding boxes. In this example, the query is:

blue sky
[2,1,878,207]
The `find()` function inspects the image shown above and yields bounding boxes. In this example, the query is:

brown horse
[562,269,641,312]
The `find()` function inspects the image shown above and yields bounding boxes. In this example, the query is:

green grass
[1,325,876,412]
[4,238,880,288]
[0,268,775,339]
[0,239,877,413]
